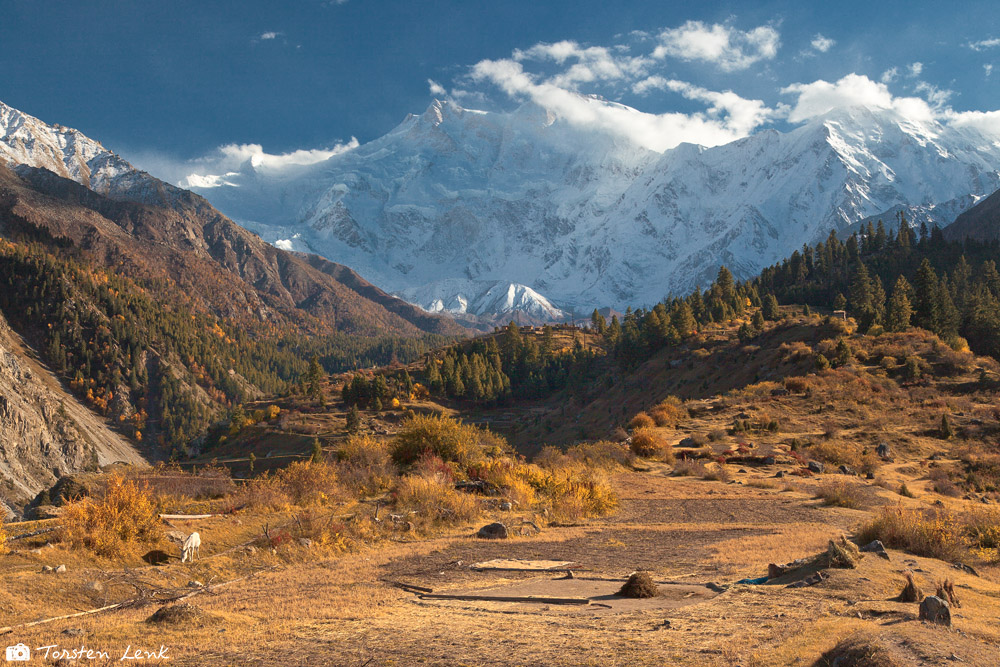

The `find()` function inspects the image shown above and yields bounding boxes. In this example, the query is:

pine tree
[761,294,779,321]
[306,355,323,400]
[886,276,913,332]
[311,437,324,463]
[913,259,940,332]
[346,405,361,434]
[591,309,606,334]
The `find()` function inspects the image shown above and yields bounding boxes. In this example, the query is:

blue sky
[1,0,998,180]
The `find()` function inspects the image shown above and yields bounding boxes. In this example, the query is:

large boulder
[919,596,951,626]
[808,461,824,474]
[476,522,509,540]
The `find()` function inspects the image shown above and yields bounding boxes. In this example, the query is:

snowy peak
[0,100,133,193]
[178,99,1000,315]
[396,279,567,323]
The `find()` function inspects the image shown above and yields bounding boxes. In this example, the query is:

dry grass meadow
[3,314,1000,665]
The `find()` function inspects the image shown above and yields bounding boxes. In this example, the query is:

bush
[815,480,866,509]
[0,522,7,555]
[628,412,656,429]
[629,428,672,461]
[702,464,731,483]
[783,376,809,393]
[672,459,709,477]
[815,353,831,370]
[394,473,480,525]
[336,434,397,496]
[856,506,969,561]
[61,476,162,558]
[273,460,342,507]
[649,397,685,427]
[540,468,618,522]
[391,413,508,467]
[536,441,634,470]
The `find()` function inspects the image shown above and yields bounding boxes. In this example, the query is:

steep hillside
[0,309,143,514]
[944,186,1000,242]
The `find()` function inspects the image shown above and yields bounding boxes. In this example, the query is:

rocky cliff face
[0,311,144,516]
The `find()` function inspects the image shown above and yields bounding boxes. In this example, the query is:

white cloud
[968,37,1000,51]
[908,62,923,77]
[512,40,649,89]
[652,21,780,71]
[810,34,835,53]
[985,64,994,77]
[782,74,894,122]
[130,139,360,189]
[428,79,447,96]
[947,109,1000,136]
[260,31,280,40]
[471,58,774,151]
[781,73,941,124]
[880,67,898,84]
[914,81,953,109]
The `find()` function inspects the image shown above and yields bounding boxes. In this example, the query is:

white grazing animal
[181,532,201,563]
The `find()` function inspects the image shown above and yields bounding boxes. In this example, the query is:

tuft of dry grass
[393,473,480,526]
[896,571,923,602]
[702,464,731,483]
[826,535,861,568]
[818,631,908,667]
[856,506,969,562]
[61,475,162,558]
[672,459,709,477]
[815,480,866,509]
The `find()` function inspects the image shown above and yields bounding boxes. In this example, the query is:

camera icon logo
[5,643,30,661]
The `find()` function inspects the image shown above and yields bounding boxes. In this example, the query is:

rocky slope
[0,310,143,516]
[944,186,1000,242]
[182,99,1000,314]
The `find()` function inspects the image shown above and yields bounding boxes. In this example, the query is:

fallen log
[9,526,61,541]
[419,593,590,605]
[159,513,213,520]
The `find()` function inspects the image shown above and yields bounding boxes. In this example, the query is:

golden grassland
[3,314,1000,665]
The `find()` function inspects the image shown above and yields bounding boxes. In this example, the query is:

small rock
[876,442,890,459]
[807,461,824,474]
[860,540,890,561]
[166,530,187,544]
[678,437,696,447]
[866,472,875,480]
[41,565,54,573]
[763,456,776,465]
[738,469,748,474]
[477,522,509,540]
[244,545,257,555]
[29,548,42,555]
[297,537,312,547]
[62,628,84,638]
[774,471,785,479]
[55,564,67,574]
[500,501,513,511]
[403,521,415,533]
[84,580,104,594]
[705,582,728,593]
[838,464,856,475]
[767,563,786,579]
[188,580,203,588]
[919,595,951,626]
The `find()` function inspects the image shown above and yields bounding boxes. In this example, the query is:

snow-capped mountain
[395,279,567,323]
[0,100,134,192]
[180,98,1000,314]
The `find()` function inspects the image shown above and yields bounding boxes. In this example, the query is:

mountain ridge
[179,98,1000,315]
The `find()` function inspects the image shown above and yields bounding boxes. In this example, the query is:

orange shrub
[628,412,655,429]
[61,475,162,558]
[630,428,672,461]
